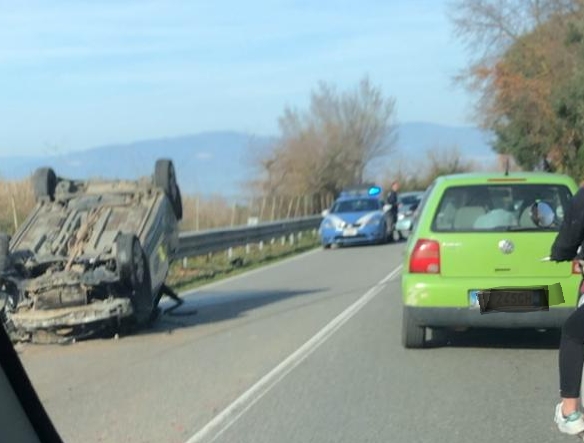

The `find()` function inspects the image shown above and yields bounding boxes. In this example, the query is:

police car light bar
[340,184,382,197]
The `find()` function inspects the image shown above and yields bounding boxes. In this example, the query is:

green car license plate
[469,289,547,312]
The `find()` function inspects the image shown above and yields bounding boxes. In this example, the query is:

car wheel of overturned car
[116,233,153,326]
[154,159,182,220]
[401,307,426,348]
[32,167,57,202]
[0,234,12,326]
[0,233,9,273]
[173,184,183,221]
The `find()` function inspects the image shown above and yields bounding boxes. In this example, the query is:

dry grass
[179,193,323,232]
[0,179,35,234]
[0,178,321,235]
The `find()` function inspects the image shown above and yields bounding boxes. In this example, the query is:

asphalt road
[14,240,575,443]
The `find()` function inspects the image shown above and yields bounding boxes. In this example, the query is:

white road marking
[380,265,402,284]
[184,264,403,443]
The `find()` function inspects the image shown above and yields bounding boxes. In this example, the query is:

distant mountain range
[394,121,496,160]
[0,122,497,200]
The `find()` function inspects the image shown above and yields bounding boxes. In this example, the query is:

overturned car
[0,159,183,343]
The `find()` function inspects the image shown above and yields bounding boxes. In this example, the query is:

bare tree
[449,0,578,61]
[256,76,398,200]
[426,145,478,178]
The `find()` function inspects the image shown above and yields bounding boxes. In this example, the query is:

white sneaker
[555,403,584,435]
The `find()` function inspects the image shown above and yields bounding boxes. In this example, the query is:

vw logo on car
[498,239,514,254]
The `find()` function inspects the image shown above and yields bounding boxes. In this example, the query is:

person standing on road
[386,181,403,241]
[549,185,584,435]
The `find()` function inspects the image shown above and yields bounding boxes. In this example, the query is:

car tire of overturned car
[0,233,9,273]
[116,233,153,326]
[32,167,58,202]
[154,159,183,221]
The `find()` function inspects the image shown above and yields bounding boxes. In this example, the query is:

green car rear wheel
[401,307,426,348]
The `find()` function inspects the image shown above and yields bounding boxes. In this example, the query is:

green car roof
[432,171,577,186]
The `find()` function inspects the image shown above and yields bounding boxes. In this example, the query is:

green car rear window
[430,183,573,232]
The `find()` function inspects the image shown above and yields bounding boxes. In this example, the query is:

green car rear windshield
[431,183,573,232]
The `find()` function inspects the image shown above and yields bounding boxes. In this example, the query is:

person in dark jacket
[386,181,403,240]
[550,186,584,435]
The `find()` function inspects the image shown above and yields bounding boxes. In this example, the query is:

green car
[401,171,581,348]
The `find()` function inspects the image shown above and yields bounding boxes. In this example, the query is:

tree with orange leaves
[449,0,584,177]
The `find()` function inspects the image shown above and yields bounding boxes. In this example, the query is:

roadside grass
[167,231,321,293]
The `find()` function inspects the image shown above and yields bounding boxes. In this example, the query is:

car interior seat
[452,189,491,229]
[518,206,537,228]
[453,206,487,229]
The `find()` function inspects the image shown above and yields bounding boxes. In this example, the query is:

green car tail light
[409,239,440,274]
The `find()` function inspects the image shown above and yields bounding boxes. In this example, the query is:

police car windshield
[331,198,381,213]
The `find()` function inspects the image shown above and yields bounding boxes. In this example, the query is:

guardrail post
[182,257,188,269]
[281,236,286,246]
[245,244,250,254]
[289,233,294,245]
[259,241,264,251]
[228,247,233,259]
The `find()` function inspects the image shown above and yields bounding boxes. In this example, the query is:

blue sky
[0,0,473,156]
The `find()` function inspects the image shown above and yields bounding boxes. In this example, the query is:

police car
[318,185,392,248]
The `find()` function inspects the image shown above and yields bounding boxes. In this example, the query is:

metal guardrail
[174,215,323,259]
